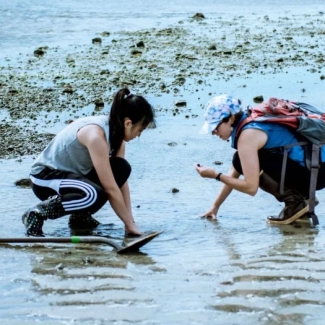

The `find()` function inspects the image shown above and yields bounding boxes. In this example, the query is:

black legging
[30,157,131,215]
[232,149,325,198]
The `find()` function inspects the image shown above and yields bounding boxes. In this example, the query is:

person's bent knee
[110,157,131,187]
[86,187,107,214]
[110,157,131,176]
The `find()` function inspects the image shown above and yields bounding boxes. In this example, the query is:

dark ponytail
[109,88,155,155]
[221,111,244,128]
[221,99,243,128]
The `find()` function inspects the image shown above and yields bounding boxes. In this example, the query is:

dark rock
[131,49,142,56]
[34,47,48,57]
[62,84,74,94]
[101,31,110,37]
[173,76,186,86]
[8,88,18,95]
[66,56,75,64]
[100,69,110,75]
[15,178,31,187]
[136,41,145,48]
[253,96,264,103]
[174,100,187,107]
[193,13,205,19]
[121,79,137,85]
[94,98,104,108]
[92,37,102,44]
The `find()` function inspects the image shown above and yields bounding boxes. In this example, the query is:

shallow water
[1,1,325,324]
[1,96,325,324]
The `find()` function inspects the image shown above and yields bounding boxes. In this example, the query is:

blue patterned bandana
[199,94,242,134]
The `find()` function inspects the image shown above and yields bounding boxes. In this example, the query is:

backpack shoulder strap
[234,107,255,147]
[234,116,252,148]
[308,143,321,225]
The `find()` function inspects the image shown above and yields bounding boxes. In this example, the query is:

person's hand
[195,163,218,179]
[200,207,218,220]
[125,221,142,236]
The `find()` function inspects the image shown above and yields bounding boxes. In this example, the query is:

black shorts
[30,157,131,215]
[232,149,325,198]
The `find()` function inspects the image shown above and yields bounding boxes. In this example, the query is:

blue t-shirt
[231,114,325,167]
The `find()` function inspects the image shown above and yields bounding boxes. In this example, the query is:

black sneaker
[22,210,45,237]
[68,213,100,229]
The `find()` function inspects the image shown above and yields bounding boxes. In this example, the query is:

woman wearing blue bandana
[195,94,325,224]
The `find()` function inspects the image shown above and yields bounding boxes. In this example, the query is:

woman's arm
[116,142,132,215]
[212,165,240,206]
[196,128,267,196]
[77,124,141,235]
[200,166,240,219]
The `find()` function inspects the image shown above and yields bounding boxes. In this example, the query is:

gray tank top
[31,115,110,175]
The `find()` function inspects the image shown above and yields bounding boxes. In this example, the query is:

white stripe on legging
[60,179,97,211]
[30,175,61,193]
[30,176,98,212]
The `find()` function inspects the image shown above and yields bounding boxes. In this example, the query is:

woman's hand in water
[195,163,218,179]
[200,206,218,220]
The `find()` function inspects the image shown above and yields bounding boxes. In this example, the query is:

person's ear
[124,118,132,128]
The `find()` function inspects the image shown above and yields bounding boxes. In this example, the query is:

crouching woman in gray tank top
[22,88,155,237]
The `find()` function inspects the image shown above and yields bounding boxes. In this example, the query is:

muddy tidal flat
[1,8,325,158]
[1,1,325,325]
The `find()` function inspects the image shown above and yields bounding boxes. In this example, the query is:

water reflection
[1,240,159,312]
[267,221,320,253]
[204,218,325,324]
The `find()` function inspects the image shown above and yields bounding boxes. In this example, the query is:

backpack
[236,98,325,226]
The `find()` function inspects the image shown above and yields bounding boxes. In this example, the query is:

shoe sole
[294,216,310,223]
[267,204,309,225]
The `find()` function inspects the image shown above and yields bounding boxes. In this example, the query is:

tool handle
[0,236,121,250]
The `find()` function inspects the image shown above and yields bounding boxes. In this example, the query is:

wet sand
[1,8,325,158]
[1,3,325,325]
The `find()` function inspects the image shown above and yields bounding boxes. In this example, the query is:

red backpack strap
[235,116,251,137]
[234,116,253,148]
[235,104,255,144]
